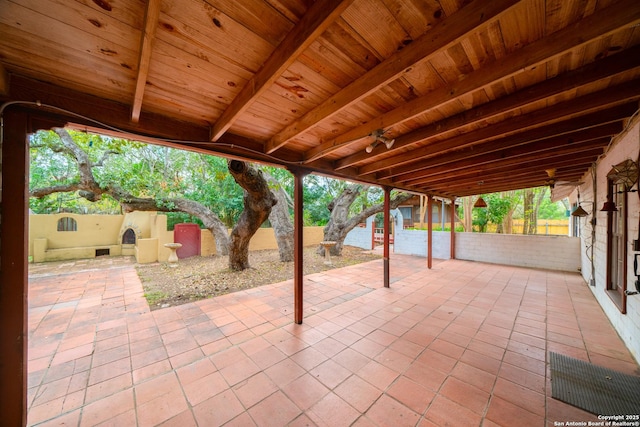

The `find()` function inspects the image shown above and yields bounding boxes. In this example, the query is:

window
[605,179,627,313]
[57,217,77,232]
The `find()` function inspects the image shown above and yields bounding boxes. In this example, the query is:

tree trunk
[319,185,412,256]
[34,129,233,255]
[228,160,277,270]
[462,197,474,232]
[263,171,294,262]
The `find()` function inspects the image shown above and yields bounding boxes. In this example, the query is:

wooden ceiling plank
[132,0,162,123]
[313,0,640,164]
[210,0,355,142]
[360,81,640,177]
[332,47,640,169]
[265,0,521,154]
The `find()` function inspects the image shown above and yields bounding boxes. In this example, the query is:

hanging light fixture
[571,189,591,217]
[365,129,395,153]
[474,197,487,208]
[571,205,589,217]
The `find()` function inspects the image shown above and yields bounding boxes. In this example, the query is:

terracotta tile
[233,372,279,408]
[94,409,137,426]
[498,361,545,394]
[264,358,305,388]
[282,373,330,410]
[308,392,360,427]
[309,359,351,389]
[357,360,399,390]
[366,394,420,426]
[176,357,217,386]
[182,371,229,406]
[334,374,381,412]
[131,346,168,370]
[134,372,180,405]
[249,345,287,370]
[33,409,80,427]
[403,360,448,392]
[439,376,490,415]
[415,348,457,374]
[169,347,205,369]
[132,359,172,384]
[156,409,198,427]
[27,397,66,426]
[84,373,132,403]
[450,361,496,393]
[424,395,482,426]
[88,357,131,386]
[503,350,545,376]
[247,391,301,426]
[193,389,245,426]
[313,337,347,358]
[493,377,545,416]
[219,357,261,386]
[386,375,435,414]
[485,396,544,426]
[137,389,189,427]
[210,346,247,370]
[289,346,328,371]
[467,338,506,361]
[79,388,134,427]
[459,349,501,376]
[333,347,371,372]
[350,337,386,358]
[287,413,317,427]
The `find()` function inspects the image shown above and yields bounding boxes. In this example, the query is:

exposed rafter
[210,0,354,142]
[265,0,521,154]
[131,0,160,123]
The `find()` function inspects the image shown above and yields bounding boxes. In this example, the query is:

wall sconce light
[365,129,395,153]
[474,197,487,208]
[600,198,618,212]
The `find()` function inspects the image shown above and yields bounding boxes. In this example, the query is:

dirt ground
[135,245,381,310]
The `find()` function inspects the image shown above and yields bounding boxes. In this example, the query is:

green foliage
[165,212,204,230]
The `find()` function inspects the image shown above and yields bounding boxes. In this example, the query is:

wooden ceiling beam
[362,82,640,176]
[392,128,613,185]
[399,142,607,187]
[264,0,521,154]
[418,158,596,189]
[362,85,640,178]
[210,0,354,142]
[131,0,160,123]
[313,0,640,165]
[331,48,640,169]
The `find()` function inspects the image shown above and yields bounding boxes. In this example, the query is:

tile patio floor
[27,254,639,426]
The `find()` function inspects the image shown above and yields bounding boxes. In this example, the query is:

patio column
[0,107,29,426]
[291,168,307,324]
[450,197,456,259]
[383,186,391,288]
[427,195,433,269]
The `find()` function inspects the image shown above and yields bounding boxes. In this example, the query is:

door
[174,223,201,258]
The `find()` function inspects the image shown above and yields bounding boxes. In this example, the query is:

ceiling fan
[364,129,395,153]
[545,168,583,189]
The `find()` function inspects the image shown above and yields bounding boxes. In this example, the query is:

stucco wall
[29,213,124,253]
[29,213,326,263]
[570,119,640,362]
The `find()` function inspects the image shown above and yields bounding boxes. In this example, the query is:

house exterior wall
[570,119,640,362]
